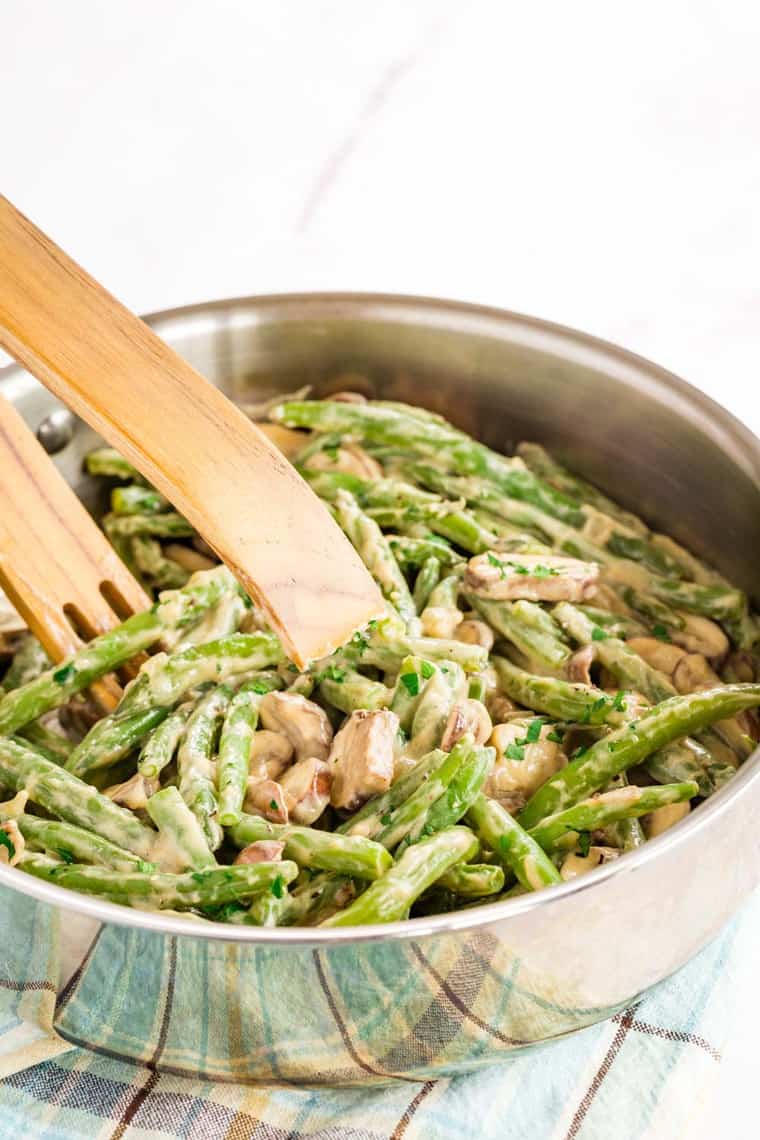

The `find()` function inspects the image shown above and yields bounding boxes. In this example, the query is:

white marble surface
[3,1,759,1133]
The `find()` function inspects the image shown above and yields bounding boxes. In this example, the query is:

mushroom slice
[560,845,619,881]
[440,699,493,751]
[280,757,331,825]
[234,839,286,865]
[328,709,399,811]
[104,773,158,810]
[644,801,690,839]
[486,691,521,725]
[245,778,290,824]
[672,653,720,695]
[484,718,567,814]
[669,613,730,663]
[260,692,333,763]
[568,644,595,685]
[464,552,599,603]
[625,638,687,678]
[0,820,24,865]
[455,619,495,651]
[249,730,294,781]
[306,442,383,481]
[254,422,309,460]
[420,604,463,639]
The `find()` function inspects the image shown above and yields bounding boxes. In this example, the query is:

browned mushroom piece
[104,772,159,811]
[280,757,332,825]
[328,709,399,811]
[329,390,369,404]
[0,819,24,865]
[485,690,521,725]
[560,845,620,880]
[567,643,596,685]
[625,638,687,677]
[420,603,463,639]
[248,730,294,782]
[440,699,493,751]
[260,691,333,763]
[668,613,730,663]
[484,718,568,815]
[672,653,721,695]
[234,839,286,865]
[305,441,382,481]
[724,651,758,683]
[464,552,599,603]
[245,778,290,824]
[455,618,495,651]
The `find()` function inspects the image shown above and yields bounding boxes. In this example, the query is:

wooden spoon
[0,395,152,706]
[0,196,384,668]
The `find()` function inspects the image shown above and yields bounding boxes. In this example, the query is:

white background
[3,1,759,1133]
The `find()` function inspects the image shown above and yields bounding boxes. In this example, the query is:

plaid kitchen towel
[0,879,757,1139]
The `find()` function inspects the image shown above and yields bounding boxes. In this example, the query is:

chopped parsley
[572,745,590,760]
[547,729,564,743]
[324,444,340,461]
[577,831,592,857]
[420,660,435,680]
[591,626,608,642]
[505,742,526,762]
[250,677,277,693]
[525,717,545,743]
[380,812,393,826]
[399,672,420,697]
[653,624,672,643]
[269,799,278,812]
[0,830,16,859]
[533,564,560,578]
[320,665,346,684]
[270,874,285,899]
[350,629,370,654]
[56,847,75,864]
[611,691,627,712]
[53,663,75,684]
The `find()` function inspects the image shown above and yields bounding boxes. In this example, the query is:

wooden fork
[0,196,384,669]
[0,395,151,706]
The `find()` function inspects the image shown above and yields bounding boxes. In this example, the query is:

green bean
[413,556,442,611]
[217,684,262,826]
[229,813,392,879]
[110,485,170,515]
[131,537,190,589]
[11,814,154,873]
[67,706,171,777]
[146,786,217,870]
[466,794,561,891]
[0,737,156,857]
[177,686,231,849]
[517,684,760,829]
[528,781,698,852]
[338,749,446,837]
[334,490,417,630]
[102,512,195,539]
[470,597,570,676]
[19,851,298,910]
[85,448,144,481]
[321,826,479,926]
[375,736,475,849]
[1,634,50,693]
[436,862,505,898]
[0,567,237,736]
[138,703,193,779]
[515,442,649,536]
[318,669,391,714]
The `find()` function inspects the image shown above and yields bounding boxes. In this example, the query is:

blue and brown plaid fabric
[1,880,756,1139]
